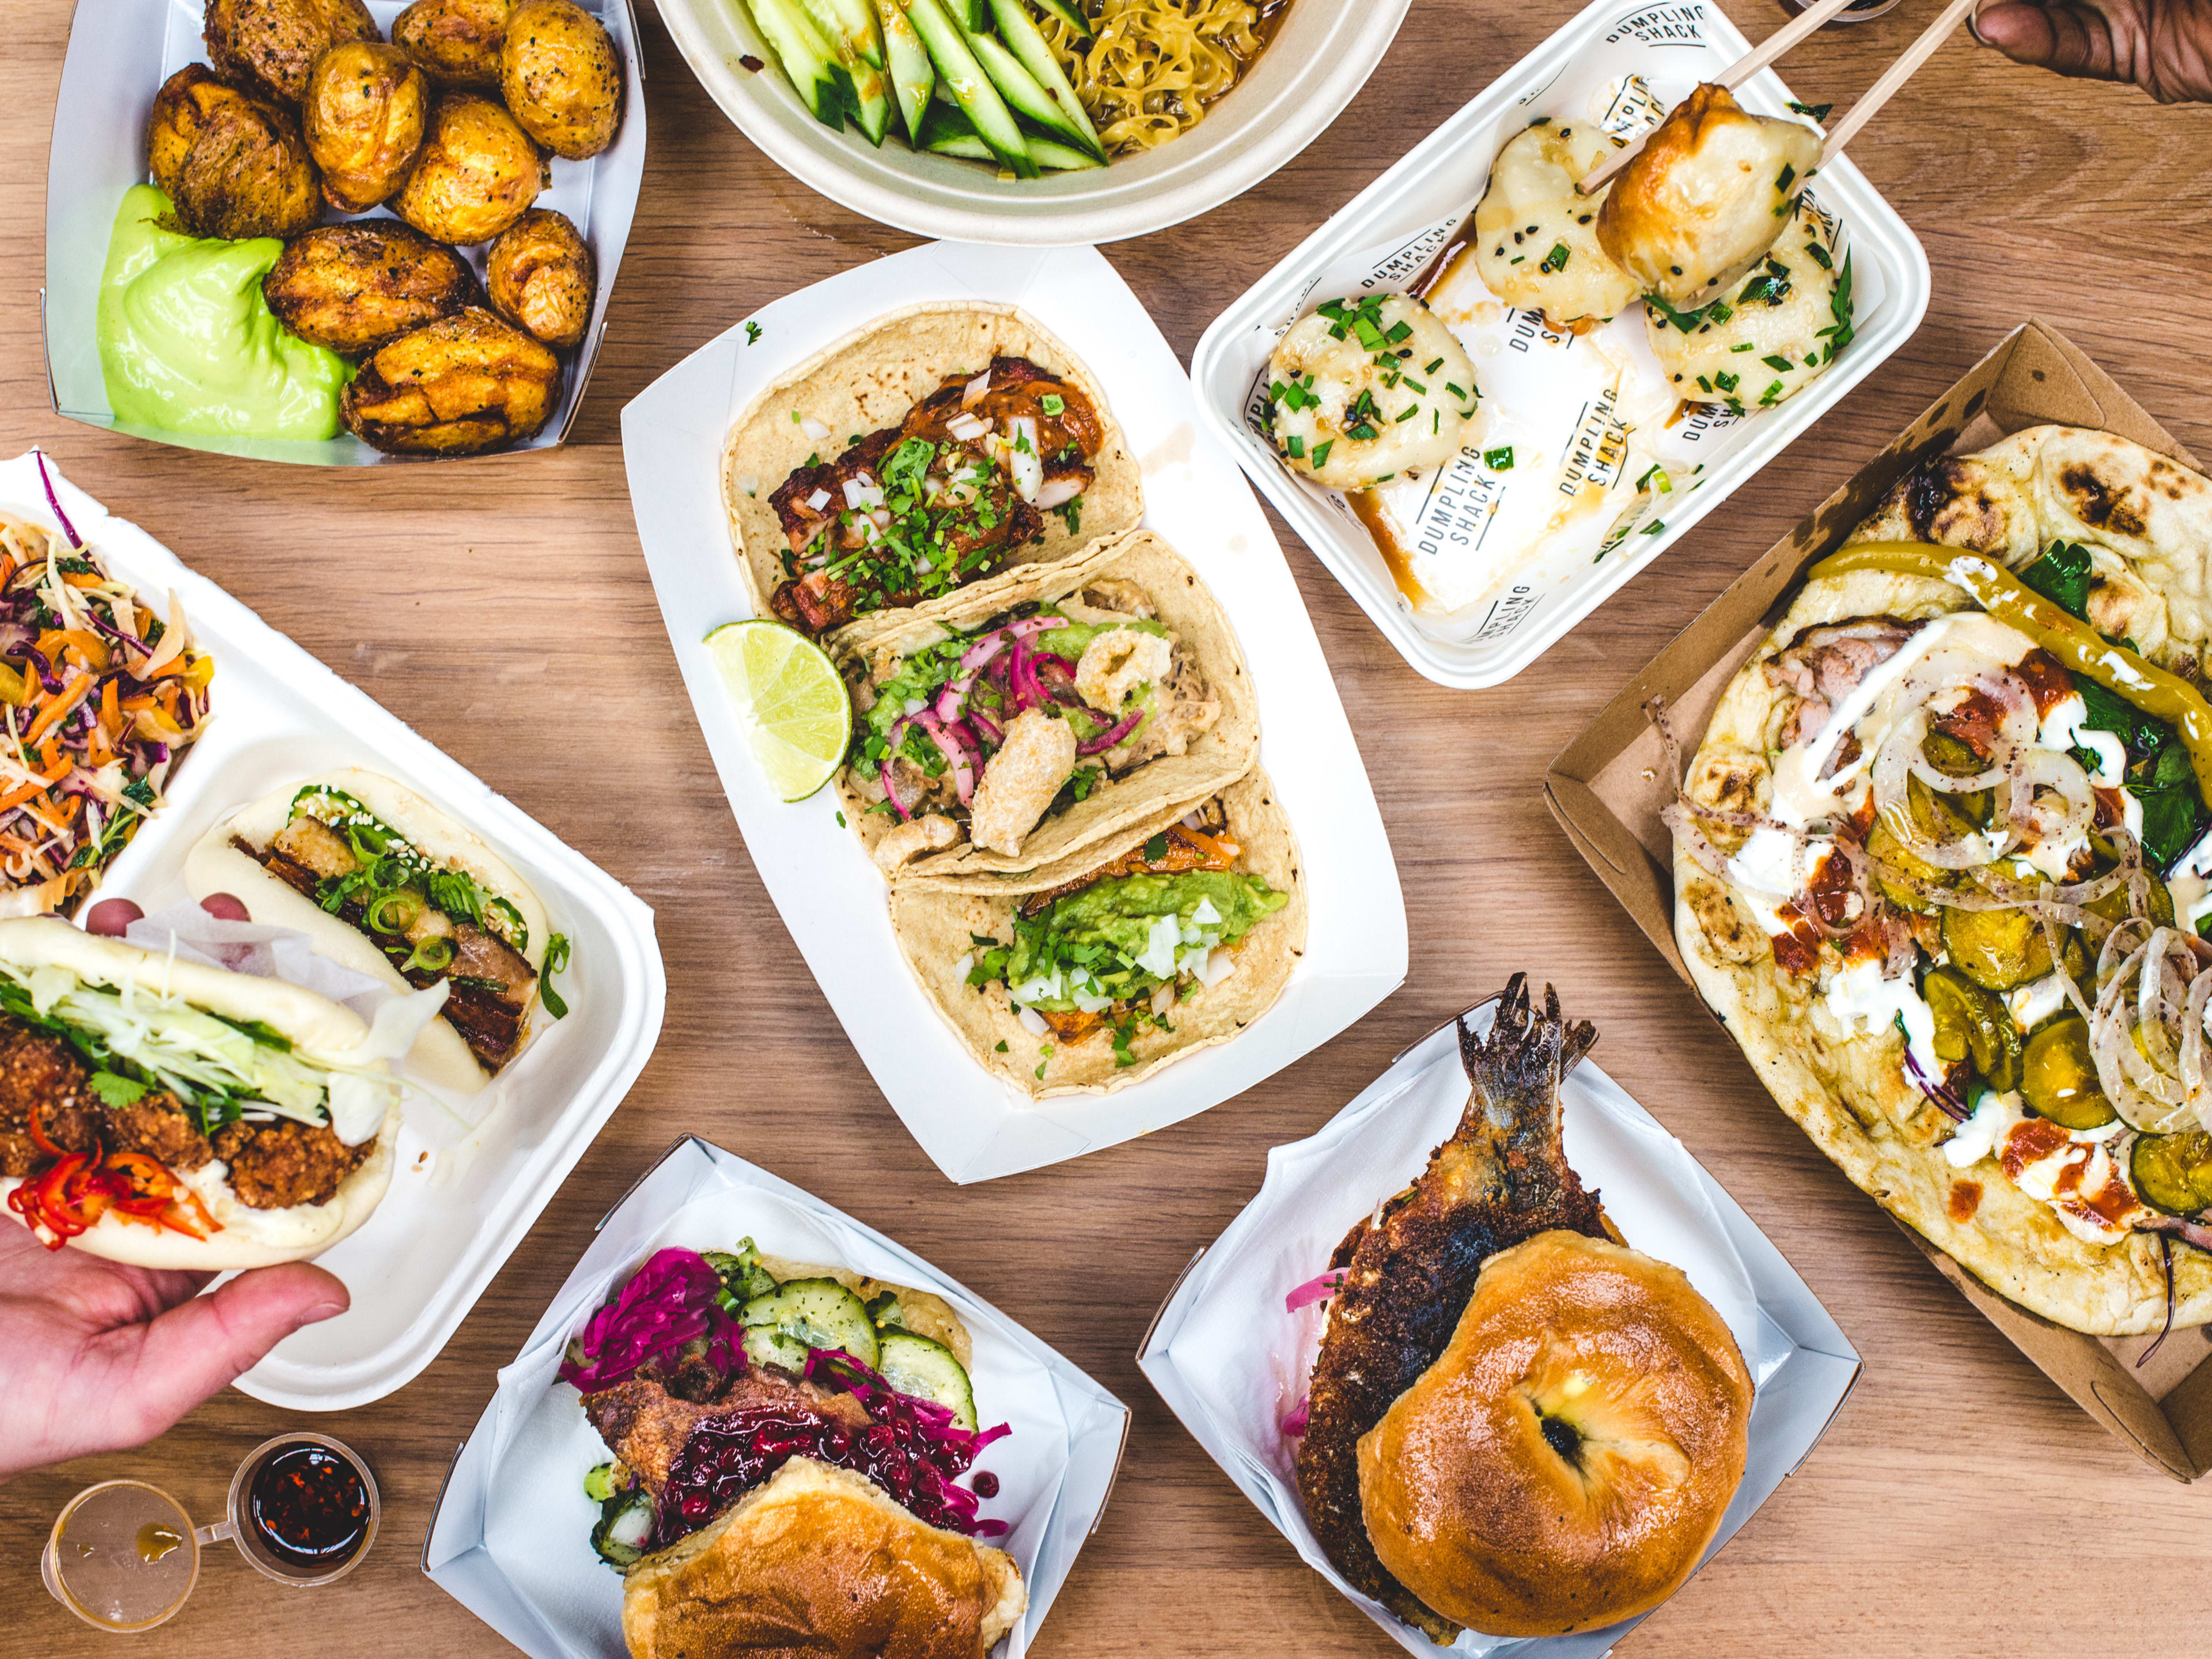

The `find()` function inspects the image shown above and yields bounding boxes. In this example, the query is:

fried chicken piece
[0,1014,103,1176]
[106,1096,213,1172]
[584,1374,870,1499]
[213,1118,369,1209]
[1295,976,1607,1643]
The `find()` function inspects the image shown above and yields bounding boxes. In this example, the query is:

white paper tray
[42,0,647,467]
[1139,994,1861,1656]
[421,1134,1130,1658]
[620,241,1408,1184]
[9,452,666,1409]
[1190,0,1931,689]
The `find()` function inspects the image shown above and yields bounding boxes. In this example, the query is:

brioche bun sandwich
[0,915,403,1266]
[187,769,566,1094]
[565,1242,1025,1659]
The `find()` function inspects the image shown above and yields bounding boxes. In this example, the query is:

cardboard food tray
[1190,0,1930,691]
[1545,319,2212,1481]
[620,240,1408,1185]
[10,452,666,1410]
[1138,995,1860,1656]
[422,1134,1130,1659]
[41,0,647,467]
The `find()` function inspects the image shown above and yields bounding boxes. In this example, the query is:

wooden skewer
[1817,0,1977,164]
[1575,0,1858,196]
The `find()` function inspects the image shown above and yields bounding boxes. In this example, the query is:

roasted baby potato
[394,93,545,244]
[204,0,381,104]
[264,222,480,355]
[499,0,622,160]
[304,41,430,211]
[484,209,594,347]
[146,64,322,241]
[342,306,562,454]
[393,0,513,87]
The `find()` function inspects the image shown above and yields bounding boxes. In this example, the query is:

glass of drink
[41,1435,379,1630]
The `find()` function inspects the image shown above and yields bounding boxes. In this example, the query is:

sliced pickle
[1872,778,1977,914]
[1923,965,2022,1092]
[2084,866,2176,928]
[2021,1016,2116,1130]
[1920,732,1994,825]
[2130,1130,2212,1217]
[1942,902,2058,991]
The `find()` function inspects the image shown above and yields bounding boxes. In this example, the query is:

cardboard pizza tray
[1545,319,2212,1482]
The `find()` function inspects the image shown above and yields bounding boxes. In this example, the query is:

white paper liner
[1140,998,1860,1656]
[423,1137,1130,1659]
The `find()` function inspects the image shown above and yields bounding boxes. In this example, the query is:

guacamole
[974,869,1289,1011]
[96,185,350,441]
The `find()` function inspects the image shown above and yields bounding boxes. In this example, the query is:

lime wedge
[705,620,851,803]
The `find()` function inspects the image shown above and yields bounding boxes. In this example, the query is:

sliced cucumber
[986,0,1103,158]
[808,0,887,66]
[902,0,1037,177]
[873,0,934,141]
[583,1460,623,1502]
[866,1289,908,1329]
[877,1329,978,1430]
[744,0,853,128]
[925,127,1101,170]
[955,0,991,27]
[965,28,1091,155]
[739,1277,881,1369]
[590,1486,655,1570]
[1031,0,1091,39]
[702,1241,777,1305]
[798,0,895,143]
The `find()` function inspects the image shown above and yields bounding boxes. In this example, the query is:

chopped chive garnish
[1394,405,1418,422]
[1730,342,1755,352]
[1776,163,1796,194]
[1483,445,1514,469]
[1384,320,1412,343]
[1424,357,1444,373]
[1539,242,1570,273]
[1311,440,1334,467]
[1285,435,1304,458]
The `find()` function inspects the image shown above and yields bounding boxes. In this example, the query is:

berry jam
[656,1393,1000,1548]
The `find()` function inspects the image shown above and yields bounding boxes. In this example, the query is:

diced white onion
[963,371,991,410]
[841,479,868,510]
[1150,982,1176,1016]
[801,415,831,440]
[952,952,974,981]
[946,412,990,442]
[1194,947,1236,987]
[805,487,832,512]
[1014,1004,1048,1038]
[737,474,760,498]
[1192,897,1221,926]
[1035,476,1082,510]
[1137,915,1182,979]
[869,509,891,529]
[1181,810,1205,830]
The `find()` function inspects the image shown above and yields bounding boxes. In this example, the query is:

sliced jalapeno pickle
[1923,965,2022,1092]
[1942,903,2056,992]
[2130,1130,2212,1217]
[2020,1016,2116,1131]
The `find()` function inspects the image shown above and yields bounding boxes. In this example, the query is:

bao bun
[1357,1230,1752,1637]
[620,1459,1026,1659]
[0,916,398,1270]
[187,767,548,1095]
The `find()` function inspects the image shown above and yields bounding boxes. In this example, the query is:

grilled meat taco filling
[965,808,1289,1054]
[847,578,1222,864]
[767,355,1103,635]
[240,785,539,1071]
[1669,534,2212,1281]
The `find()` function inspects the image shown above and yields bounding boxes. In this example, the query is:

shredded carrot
[26,676,92,744]
[0,778,55,815]
[60,573,104,590]
[98,679,119,738]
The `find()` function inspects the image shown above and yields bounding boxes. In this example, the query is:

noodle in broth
[1041,0,1277,157]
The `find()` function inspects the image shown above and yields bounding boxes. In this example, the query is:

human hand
[1972,0,2212,102]
[0,1219,347,1482]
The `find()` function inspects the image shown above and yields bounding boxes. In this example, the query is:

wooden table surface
[5,0,2210,1653]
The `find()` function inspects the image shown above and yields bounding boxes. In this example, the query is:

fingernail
[296,1300,347,1328]
[1966,0,1993,44]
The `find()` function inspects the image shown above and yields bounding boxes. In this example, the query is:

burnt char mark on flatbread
[1900,457,2009,550]
[2059,462,2150,539]
[1294,976,1605,1642]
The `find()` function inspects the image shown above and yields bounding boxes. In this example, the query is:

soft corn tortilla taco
[834,528,1260,882]
[1669,425,2212,1334]
[723,302,1141,641]
[891,771,1305,1096]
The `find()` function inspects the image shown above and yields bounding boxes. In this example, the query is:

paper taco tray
[620,240,1408,1185]
[1137,994,1860,1657]
[1189,0,1932,691]
[40,0,647,467]
[1546,319,2212,1481]
[421,1134,1130,1659]
[4,450,665,1410]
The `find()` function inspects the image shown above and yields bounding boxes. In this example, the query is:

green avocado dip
[969,869,1289,1013]
[96,185,350,441]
